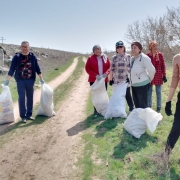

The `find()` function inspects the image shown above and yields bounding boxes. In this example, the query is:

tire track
[0,57,79,134]
[0,57,90,180]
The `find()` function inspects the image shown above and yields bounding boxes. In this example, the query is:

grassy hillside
[0,43,82,101]
[1,43,81,73]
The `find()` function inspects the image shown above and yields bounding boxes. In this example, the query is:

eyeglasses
[116,46,124,49]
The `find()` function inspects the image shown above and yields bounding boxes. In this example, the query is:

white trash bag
[37,83,55,117]
[0,85,14,125]
[105,82,128,119]
[123,108,163,138]
[139,108,163,133]
[90,78,109,116]
[123,108,147,138]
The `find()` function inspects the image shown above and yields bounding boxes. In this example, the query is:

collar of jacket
[132,53,142,61]
[116,53,125,58]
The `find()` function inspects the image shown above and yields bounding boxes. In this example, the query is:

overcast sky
[1,0,179,53]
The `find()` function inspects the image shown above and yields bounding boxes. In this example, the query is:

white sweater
[129,53,155,86]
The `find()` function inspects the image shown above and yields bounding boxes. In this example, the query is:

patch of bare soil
[0,57,90,180]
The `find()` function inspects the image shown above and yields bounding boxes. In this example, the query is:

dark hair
[21,41,29,46]
[131,42,143,53]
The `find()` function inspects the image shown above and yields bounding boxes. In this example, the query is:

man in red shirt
[147,41,167,112]
[85,45,110,115]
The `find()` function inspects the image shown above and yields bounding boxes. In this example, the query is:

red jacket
[146,52,166,85]
[85,54,110,82]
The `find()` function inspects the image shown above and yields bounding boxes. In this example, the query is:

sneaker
[22,118,27,123]
[26,116,35,120]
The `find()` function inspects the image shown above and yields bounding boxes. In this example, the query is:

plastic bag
[138,107,163,133]
[123,108,146,138]
[0,85,14,125]
[90,78,109,116]
[105,82,127,119]
[123,108,162,138]
[36,83,55,117]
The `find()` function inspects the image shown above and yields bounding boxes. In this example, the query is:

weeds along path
[0,57,90,180]
[0,57,79,134]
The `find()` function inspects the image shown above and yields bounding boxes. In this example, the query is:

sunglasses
[21,46,29,48]
[116,46,124,49]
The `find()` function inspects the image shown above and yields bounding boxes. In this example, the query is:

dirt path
[0,57,90,180]
[0,57,78,134]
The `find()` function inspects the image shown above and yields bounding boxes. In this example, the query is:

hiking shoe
[22,118,27,123]
[26,116,35,120]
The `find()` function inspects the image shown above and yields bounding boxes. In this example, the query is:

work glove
[163,76,167,83]
[126,77,130,83]
[102,73,107,78]
[96,75,101,81]
[109,80,114,86]
[4,80,9,86]
[165,101,173,116]
[40,79,45,84]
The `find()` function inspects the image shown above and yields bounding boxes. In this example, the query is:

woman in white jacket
[130,42,155,108]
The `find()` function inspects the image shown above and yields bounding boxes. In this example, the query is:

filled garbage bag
[139,108,163,133]
[123,108,162,138]
[123,108,146,138]
[90,78,109,116]
[37,83,55,117]
[0,85,14,125]
[105,82,128,119]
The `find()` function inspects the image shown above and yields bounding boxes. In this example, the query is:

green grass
[0,57,75,102]
[0,57,84,147]
[80,64,180,180]
[41,56,75,83]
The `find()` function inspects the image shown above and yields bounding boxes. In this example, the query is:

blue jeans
[148,85,162,109]
[17,79,35,118]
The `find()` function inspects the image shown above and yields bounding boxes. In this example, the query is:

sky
[0,0,180,53]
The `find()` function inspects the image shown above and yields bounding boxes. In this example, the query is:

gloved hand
[126,77,130,83]
[96,75,101,80]
[102,73,107,78]
[4,80,9,86]
[40,79,45,84]
[165,101,173,116]
[109,80,114,86]
[163,76,167,83]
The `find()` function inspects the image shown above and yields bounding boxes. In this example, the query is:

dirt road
[0,57,90,180]
[0,57,78,135]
